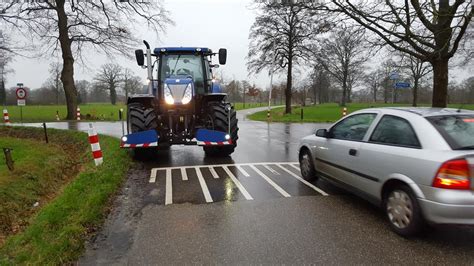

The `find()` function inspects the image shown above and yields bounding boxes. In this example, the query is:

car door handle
[349,149,357,156]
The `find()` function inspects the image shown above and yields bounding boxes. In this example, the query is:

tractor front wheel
[203,102,239,157]
[128,103,159,160]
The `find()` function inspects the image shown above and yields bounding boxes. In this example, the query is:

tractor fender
[202,93,227,104]
[127,94,155,108]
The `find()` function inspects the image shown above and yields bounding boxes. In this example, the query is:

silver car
[298,107,474,236]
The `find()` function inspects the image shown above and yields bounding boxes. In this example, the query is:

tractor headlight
[181,83,192,105]
[164,84,174,105]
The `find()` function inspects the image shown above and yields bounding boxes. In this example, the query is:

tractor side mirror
[218,48,227,65]
[135,49,144,66]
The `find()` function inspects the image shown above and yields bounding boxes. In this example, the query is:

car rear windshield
[426,115,474,150]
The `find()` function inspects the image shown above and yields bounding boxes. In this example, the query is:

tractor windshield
[160,54,206,94]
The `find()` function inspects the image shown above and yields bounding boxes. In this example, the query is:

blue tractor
[120,41,239,158]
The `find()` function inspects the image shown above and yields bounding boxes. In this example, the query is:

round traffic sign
[16,88,27,99]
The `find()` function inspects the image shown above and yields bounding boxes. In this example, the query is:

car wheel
[299,149,317,181]
[384,185,424,237]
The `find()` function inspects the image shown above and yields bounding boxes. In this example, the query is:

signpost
[395,82,411,88]
[16,83,26,123]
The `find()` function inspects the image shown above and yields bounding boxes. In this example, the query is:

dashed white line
[181,168,188,181]
[149,168,158,183]
[165,169,173,205]
[209,166,219,179]
[195,167,213,203]
[236,165,250,177]
[276,164,328,196]
[264,164,279,175]
[223,166,254,200]
[249,165,291,198]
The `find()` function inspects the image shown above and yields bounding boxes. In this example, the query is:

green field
[249,103,474,123]
[3,103,127,123]
[2,102,262,123]
[0,126,131,264]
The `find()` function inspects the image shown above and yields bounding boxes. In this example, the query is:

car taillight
[433,159,471,190]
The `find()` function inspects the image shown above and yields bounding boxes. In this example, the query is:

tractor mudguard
[120,130,159,148]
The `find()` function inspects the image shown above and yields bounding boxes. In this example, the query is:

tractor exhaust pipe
[144,40,153,95]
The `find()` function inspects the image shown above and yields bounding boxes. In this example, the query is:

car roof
[357,107,474,117]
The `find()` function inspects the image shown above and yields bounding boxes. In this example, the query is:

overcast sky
[5,0,473,90]
[7,0,276,90]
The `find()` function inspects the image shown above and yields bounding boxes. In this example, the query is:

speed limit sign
[16,88,27,100]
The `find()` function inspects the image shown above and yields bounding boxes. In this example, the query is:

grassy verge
[3,102,261,123]
[0,126,131,264]
[249,103,474,123]
[3,103,126,123]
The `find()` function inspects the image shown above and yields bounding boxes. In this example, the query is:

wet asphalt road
[23,107,474,264]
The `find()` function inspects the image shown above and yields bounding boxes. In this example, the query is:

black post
[43,122,49,143]
[300,108,304,121]
[3,148,14,171]
[119,109,125,136]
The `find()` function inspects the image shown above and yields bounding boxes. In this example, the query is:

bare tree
[122,68,143,99]
[94,63,123,105]
[401,54,432,106]
[314,26,368,106]
[328,0,474,107]
[310,65,331,104]
[76,79,91,104]
[0,30,14,105]
[247,0,327,114]
[47,62,63,105]
[364,69,384,103]
[3,1,172,118]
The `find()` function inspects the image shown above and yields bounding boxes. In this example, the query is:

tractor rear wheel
[128,103,159,160]
[203,102,239,157]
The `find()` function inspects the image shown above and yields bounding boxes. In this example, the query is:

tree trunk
[431,59,449,107]
[373,82,377,103]
[412,78,419,107]
[285,57,292,114]
[110,87,117,105]
[56,0,78,119]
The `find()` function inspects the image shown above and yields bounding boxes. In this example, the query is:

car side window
[369,115,421,148]
[330,113,377,141]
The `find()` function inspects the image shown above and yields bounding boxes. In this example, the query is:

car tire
[384,185,424,237]
[299,149,317,181]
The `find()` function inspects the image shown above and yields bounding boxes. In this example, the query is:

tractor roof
[154,47,212,55]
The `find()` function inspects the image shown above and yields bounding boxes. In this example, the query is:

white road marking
[195,167,213,203]
[181,168,188,181]
[209,167,219,179]
[222,166,254,200]
[149,168,158,183]
[263,164,279,175]
[236,165,250,177]
[165,169,173,205]
[150,162,298,171]
[276,164,328,196]
[289,164,300,170]
[249,165,291,198]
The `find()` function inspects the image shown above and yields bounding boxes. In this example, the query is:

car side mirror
[219,48,227,65]
[316,129,329,138]
[135,49,144,66]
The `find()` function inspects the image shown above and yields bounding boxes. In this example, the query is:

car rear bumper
[419,198,474,225]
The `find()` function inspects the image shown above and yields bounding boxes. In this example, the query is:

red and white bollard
[88,123,103,166]
[342,107,347,117]
[3,109,11,126]
[76,107,81,121]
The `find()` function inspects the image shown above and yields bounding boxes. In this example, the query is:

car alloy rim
[386,190,413,229]
[300,153,311,177]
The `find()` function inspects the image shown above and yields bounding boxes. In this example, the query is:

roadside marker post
[88,123,103,166]
[77,107,81,121]
[3,109,11,126]
[119,108,125,136]
[342,107,347,117]
[43,123,49,144]
[56,110,60,121]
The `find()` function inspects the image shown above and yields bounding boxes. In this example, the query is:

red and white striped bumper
[120,142,158,148]
[196,140,233,146]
